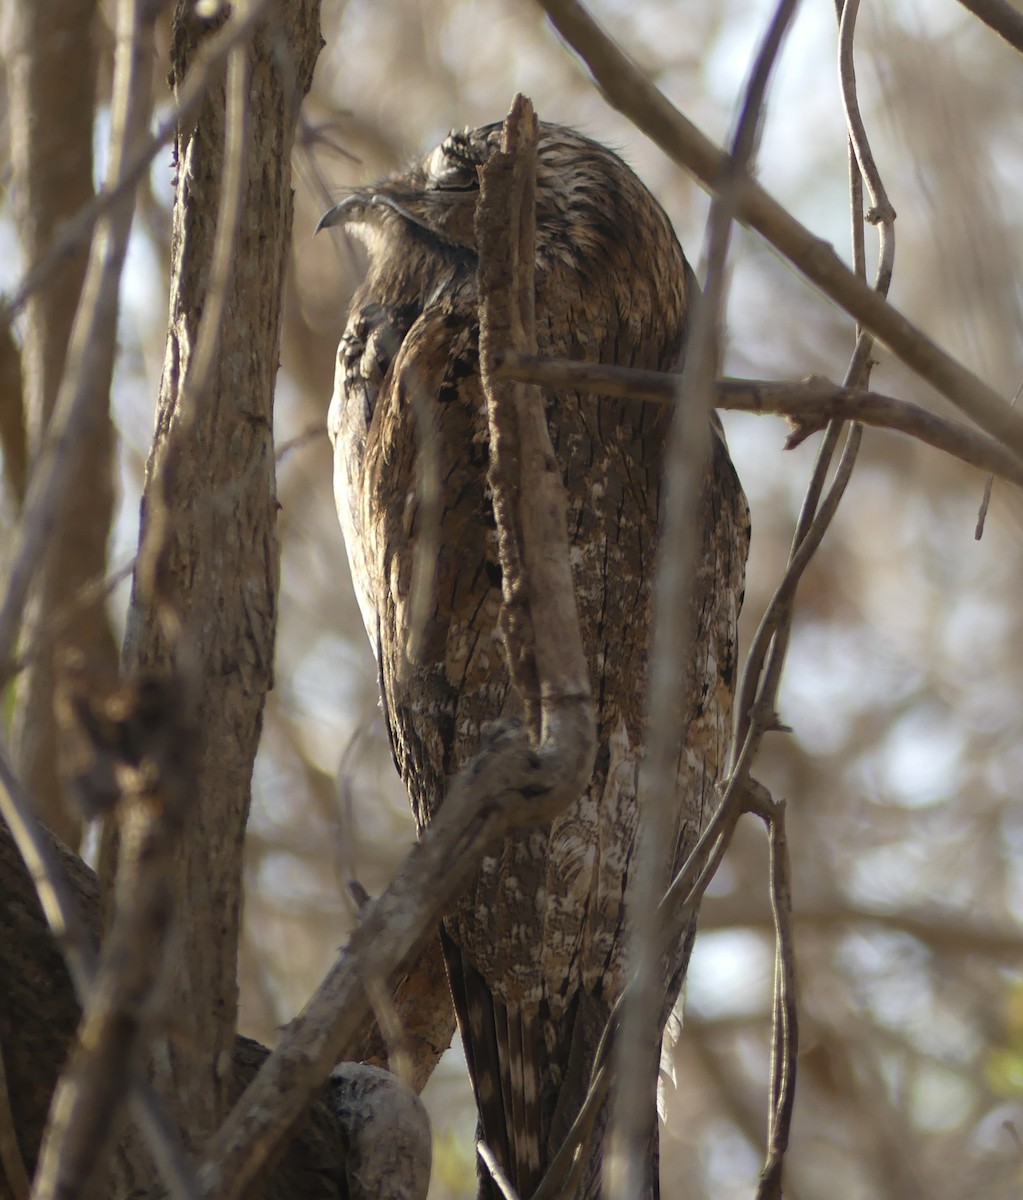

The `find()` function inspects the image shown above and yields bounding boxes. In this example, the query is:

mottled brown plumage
[321,122,749,1200]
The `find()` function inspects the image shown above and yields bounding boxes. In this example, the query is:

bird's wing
[332,267,749,1200]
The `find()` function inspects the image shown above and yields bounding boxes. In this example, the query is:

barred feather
[324,121,749,1200]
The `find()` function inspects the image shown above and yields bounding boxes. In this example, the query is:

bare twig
[0,0,274,334]
[838,0,897,380]
[754,798,798,1200]
[0,0,156,685]
[197,723,593,1200]
[476,95,595,760]
[954,0,1023,54]
[478,1139,524,1200]
[31,669,197,1200]
[496,356,1023,489]
[733,0,894,758]
[976,377,1023,538]
[607,4,801,1198]
[535,0,1023,456]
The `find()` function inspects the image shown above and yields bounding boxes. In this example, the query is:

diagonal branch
[535,0,1023,456]
[955,0,1023,54]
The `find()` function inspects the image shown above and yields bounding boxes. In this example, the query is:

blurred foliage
[3,0,1023,1197]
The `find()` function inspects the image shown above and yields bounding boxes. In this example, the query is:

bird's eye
[425,144,478,192]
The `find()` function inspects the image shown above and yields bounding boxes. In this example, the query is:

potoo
[320,121,749,1200]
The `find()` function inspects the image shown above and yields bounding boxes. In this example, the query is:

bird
[319,119,749,1200]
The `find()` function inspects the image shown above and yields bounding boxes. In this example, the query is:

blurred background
[4,0,1023,1196]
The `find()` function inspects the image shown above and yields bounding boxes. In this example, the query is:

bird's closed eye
[425,144,479,192]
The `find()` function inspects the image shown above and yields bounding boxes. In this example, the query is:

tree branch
[197,93,596,1200]
[497,355,1023,489]
[535,0,1023,456]
[476,94,595,764]
[608,4,801,1195]
[31,669,197,1200]
[955,0,1023,54]
[198,723,593,1200]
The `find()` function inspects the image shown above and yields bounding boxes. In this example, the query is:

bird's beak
[317,191,443,240]
[315,194,371,235]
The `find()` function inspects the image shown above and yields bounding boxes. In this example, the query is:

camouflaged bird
[320,121,749,1200]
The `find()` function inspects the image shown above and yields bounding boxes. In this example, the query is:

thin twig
[954,0,1023,54]
[838,0,897,380]
[606,5,802,1198]
[477,95,595,753]
[754,798,798,1200]
[534,0,1023,456]
[733,0,894,758]
[496,356,1023,489]
[0,0,158,686]
[976,376,1023,538]
[478,1139,524,1200]
[0,0,274,334]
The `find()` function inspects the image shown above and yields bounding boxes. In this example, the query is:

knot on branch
[459,708,594,831]
[56,653,197,821]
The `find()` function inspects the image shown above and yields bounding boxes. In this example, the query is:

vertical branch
[477,95,595,757]
[605,5,801,1199]
[4,0,109,844]
[733,0,897,760]
[1,0,134,847]
[754,797,798,1200]
[120,0,322,1147]
[30,671,197,1200]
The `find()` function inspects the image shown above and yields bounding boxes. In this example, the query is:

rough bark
[0,817,359,1200]
[117,0,322,1154]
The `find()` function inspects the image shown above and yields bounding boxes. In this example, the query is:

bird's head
[319,120,692,366]
[318,122,680,276]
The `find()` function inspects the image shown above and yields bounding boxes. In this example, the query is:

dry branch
[476,95,595,765]
[119,0,322,1149]
[0,0,153,692]
[955,0,1023,54]
[497,354,1023,488]
[535,0,1023,457]
[607,4,800,1195]
[197,94,596,1200]
[31,670,196,1200]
